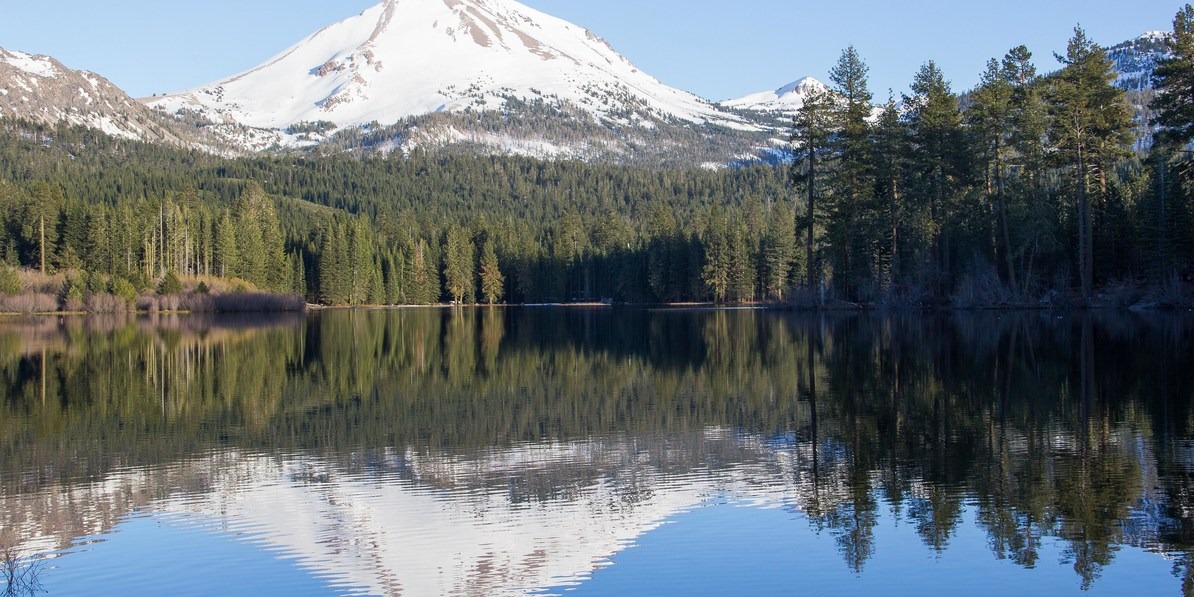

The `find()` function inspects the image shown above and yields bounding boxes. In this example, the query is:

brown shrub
[211,292,306,312]
[0,293,59,313]
[179,294,216,312]
[84,293,130,313]
[16,269,66,294]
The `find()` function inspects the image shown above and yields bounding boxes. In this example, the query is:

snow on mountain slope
[149,0,753,146]
[1108,30,1170,91]
[721,76,830,114]
[0,48,187,143]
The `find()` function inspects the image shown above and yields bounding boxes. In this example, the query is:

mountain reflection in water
[1,308,1192,595]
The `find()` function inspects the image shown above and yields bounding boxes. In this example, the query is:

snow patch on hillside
[0,49,60,78]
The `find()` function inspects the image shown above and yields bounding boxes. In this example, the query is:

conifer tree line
[791,13,1194,305]
[0,9,1190,307]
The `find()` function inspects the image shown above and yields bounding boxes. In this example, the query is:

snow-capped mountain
[1104,31,1171,147]
[721,77,830,114]
[0,48,189,144]
[146,0,762,162]
[1108,30,1170,91]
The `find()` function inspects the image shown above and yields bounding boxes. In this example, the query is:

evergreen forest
[0,12,1193,309]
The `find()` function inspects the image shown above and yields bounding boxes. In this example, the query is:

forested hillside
[0,117,792,306]
[0,13,1192,309]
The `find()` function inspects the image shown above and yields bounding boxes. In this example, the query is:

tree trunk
[1077,145,1092,303]
[39,214,45,275]
[806,149,817,296]
[995,152,1017,296]
[890,178,900,292]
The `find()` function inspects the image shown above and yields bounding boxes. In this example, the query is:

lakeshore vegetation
[0,13,1192,309]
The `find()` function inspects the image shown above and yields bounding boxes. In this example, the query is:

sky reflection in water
[1,309,1191,595]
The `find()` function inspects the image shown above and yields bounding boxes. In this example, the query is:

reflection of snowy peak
[0,48,187,144]
[147,0,753,157]
[721,76,830,114]
[7,432,840,596]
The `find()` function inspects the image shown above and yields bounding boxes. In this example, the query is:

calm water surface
[1,308,1192,595]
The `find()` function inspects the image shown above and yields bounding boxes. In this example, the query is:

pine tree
[1002,46,1052,292]
[407,237,440,305]
[383,249,403,305]
[645,204,677,302]
[25,182,62,274]
[701,208,731,302]
[349,220,375,304]
[791,88,836,295]
[215,211,239,280]
[367,255,385,305]
[905,61,969,296]
[727,218,755,302]
[83,204,113,275]
[290,252,307,298]
[762,201,797,300]
[258,194,289,291]
[443,224,475,304]
[826,46,875,299]
[1150,5,1194,278]
[1047,27,1134,301]
[235,188,268,287]
[318,221,349,305]
[57,197,87,271]
[967,56,1018,294]
[1152,4,1194,152]
[871,95,911,292]
[479,238,505,305]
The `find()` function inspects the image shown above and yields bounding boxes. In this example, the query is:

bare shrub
[83,293,130,313]
[1137,273,1192,309]
[179,293,215,312]
[951,266,1014,309]
[875,283,930,309]
[0,293,58,314]
[158,294,184,312]
[1097,279,1145,308]
[137,295,159,313]
[15,269,65,295]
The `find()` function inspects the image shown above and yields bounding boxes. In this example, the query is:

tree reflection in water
[0,308,1192,592]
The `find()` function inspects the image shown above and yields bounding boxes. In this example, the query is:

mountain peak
[775,76,828,98]
[0,46,201,144]
[148,0,750,153]
[721,76,829,114]
[0,48,63,79]
[1107,30,1172,92]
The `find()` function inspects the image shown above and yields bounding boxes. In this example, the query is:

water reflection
[1,309,1193,594]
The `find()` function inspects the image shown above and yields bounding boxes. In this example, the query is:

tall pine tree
[1047,27,1133,301]
[826,46,874,299]
[905,61,969,296]
[791,88,836,296]
[479,238,505,305]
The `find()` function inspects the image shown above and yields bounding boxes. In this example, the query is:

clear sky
[0,0,1185,101]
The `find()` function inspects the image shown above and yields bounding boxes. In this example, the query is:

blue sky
[0,0,1184,100]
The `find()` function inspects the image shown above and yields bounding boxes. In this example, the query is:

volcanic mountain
[147,0,765,164]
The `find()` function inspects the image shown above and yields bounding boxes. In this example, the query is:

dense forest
[0,11,1192,308]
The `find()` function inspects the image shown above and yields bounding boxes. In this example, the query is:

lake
[1,308,1192,596]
